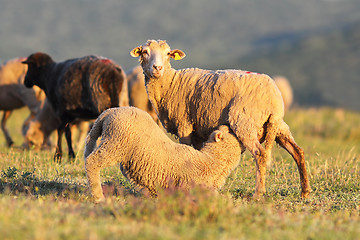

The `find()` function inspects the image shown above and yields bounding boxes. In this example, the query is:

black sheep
[22,52,128,161]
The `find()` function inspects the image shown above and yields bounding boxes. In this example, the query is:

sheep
[273,75,293,111]
[22,52,128,161]
[23,98,90,151]
[0,57,45,146]
[84,107,243,202]
[126,65,160,124]
[130,40,311,199]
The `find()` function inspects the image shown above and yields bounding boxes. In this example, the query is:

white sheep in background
[273,75,294,111]
[126,65,160,124]
[0,58,45,146]
[130,40,311,199]
[84,107,243,203]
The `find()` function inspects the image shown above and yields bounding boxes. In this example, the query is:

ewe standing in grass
[0,58,45,146]
[22,53,128,161]
[130,40,311,199]
[84,107,243,203]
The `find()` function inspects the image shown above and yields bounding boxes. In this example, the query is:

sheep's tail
[84,110,110,159]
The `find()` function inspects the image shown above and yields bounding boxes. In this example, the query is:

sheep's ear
[130,47,142,57]
[213,131,224,142]
[169,49,186,60]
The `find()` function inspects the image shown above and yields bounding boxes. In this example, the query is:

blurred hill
[239,21,360,110]
[0,0,359,110]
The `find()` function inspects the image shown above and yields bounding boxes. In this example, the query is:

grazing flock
[0,39,310,201]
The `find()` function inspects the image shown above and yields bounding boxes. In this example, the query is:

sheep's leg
[276,121,311,198]
[239,133,267,200]
[85,147,119,203]
[178,124,194,146]
[251,143,267,200]
[1,111,14,147]
[64,123,76,159]
[264,116,278,167]
[230,114,268,199]
[54,127,64,162]
[85,155,105,203]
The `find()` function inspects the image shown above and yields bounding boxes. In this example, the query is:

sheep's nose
[153,65,162,71]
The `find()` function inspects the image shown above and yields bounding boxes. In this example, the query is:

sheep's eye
[167,52,171,56]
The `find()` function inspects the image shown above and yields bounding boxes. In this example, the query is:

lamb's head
[206,125,243,153]
[22,52,54,88]
[130,40,185,79]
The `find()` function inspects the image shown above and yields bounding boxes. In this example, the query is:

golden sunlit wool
[84,107,243,203]
[130,40,311,199]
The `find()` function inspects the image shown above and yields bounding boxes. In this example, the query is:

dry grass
[0,107,359,239]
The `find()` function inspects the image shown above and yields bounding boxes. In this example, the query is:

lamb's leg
[276,121,311,198]
[1,111,14,147]
[64,123,76,159]
[85,154,105,203]
[85,146,119,203]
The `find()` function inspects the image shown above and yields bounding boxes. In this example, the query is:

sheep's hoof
[300,189,311,199]
[6,140,14,147]
[94,197,106,204]
[54,153,62,163]
[252,192,263,201]
[68,151,76,161]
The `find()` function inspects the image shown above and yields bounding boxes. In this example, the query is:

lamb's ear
[169,49,186,60]
[130,47,142,57]
[213,131,224,143]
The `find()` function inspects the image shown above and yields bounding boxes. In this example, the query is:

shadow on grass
[0,167,140,199]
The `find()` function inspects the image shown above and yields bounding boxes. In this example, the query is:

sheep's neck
[145,68,177,113]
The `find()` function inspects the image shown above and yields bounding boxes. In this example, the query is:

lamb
[273,75,293,111]
[126,66,160,124]
[23,98,89,151]
[22,52,128,161]
[84,107,243,202]
[0,57,45,146]
[130,40,311,199]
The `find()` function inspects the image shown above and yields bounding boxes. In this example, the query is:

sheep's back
[182,70,284,139]
[101,107,211,190]
[48,56,125,119]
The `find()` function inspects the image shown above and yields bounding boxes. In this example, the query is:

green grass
[0,107,359,240]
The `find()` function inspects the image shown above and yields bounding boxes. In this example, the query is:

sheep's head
[207,125,244,152]
[130,40,185,79]
[22,52,54,88]
[24,121,45,150]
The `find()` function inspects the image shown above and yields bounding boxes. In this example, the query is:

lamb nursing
[130,40,311,199]
[84,107,243,203]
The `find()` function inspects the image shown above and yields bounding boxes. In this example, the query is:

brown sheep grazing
[84,107,243,202]
[130,40,311,199]
[23,98,90,151]
[0,57,45,146]
[126,66,160,124]
[22,52,128,161]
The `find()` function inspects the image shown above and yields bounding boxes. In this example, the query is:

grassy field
[0,107,359,240]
